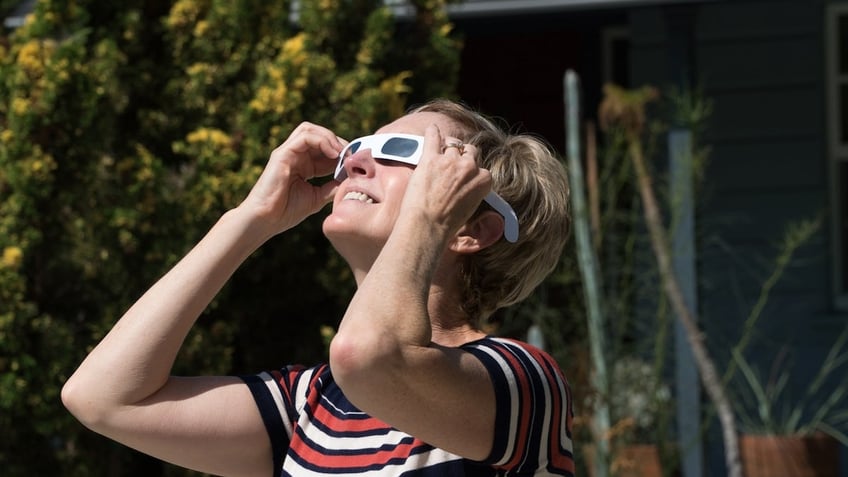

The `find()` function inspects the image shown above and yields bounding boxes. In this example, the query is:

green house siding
[630,1,845,475]
[632,1,833,332]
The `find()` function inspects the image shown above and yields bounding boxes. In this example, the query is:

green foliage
[727,217,847,445]
[0,1,461,475]
[731,325,848,445]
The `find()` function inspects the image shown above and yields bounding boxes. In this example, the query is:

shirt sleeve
[239,364,322,474]
[462,337,576,476]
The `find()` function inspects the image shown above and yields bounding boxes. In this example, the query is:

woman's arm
[329,124,502,461]
[62,123,342,476]
[62,208,273,476]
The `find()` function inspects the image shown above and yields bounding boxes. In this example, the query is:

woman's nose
[344,148,376,178]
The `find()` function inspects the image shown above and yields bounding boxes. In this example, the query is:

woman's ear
[449,210,504,254]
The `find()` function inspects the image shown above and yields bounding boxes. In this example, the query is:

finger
[284,122,345,157]
[276,125,345,177]
[311,141,343,177]
[459,143,477,159]
[422,124,444,162]
[443,142,464,154]
[318,179,340,206]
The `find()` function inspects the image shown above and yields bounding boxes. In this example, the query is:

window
[827,4,848,308]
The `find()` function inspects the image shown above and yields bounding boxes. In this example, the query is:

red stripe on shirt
[492,341,535,469]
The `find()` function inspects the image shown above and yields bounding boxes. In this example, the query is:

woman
[62,99,575,476]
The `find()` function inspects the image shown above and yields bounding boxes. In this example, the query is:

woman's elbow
[328,333,366,383]
[61,373,109,430]
[329,332,395,392]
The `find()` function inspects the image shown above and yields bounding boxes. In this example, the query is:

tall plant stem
[564,70,611,477]
[626,135,743,477]
[586,121,602,253]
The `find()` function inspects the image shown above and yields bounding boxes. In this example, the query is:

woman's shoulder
[461,336,564,375]
[462,335,552,357]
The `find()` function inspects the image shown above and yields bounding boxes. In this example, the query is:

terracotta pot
[739,433,839,477]
[583,444,664,477]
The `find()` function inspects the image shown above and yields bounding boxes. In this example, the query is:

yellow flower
[16,40,56,77]
[267,65,284,82]
[54,58,71,82]
[17,41,43,75]
[187,62,210,76]
[1,130,14,143]
[207,176,221,191]
[186,128,231,148]
[283,34,305,56]
[356,46,373,66]
[380,71,413,118]
[282,34,307,67]
[27,154,56,178]
[136,166,154,182]
[250,84,288,114]
[320,325,336,340]
[2,246,23,269]
[194,20,209,37]
[167,0,203,28]
[11,97,29,116]
[248,97,266,113]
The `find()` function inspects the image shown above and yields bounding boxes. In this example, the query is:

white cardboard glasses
[334,133,519,243]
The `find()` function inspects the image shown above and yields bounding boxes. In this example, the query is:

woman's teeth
[343,191,374,204]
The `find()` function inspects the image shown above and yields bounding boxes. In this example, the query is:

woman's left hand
[399,124,492,240]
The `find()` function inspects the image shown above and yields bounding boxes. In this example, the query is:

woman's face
[322,111,464,265]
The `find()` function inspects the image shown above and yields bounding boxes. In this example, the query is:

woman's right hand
[239,122,344,237]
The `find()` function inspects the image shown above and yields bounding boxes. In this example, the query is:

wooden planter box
[612,444,664,477]
[740,433,839,477]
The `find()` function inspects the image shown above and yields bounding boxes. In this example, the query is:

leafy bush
[0,1,460,474]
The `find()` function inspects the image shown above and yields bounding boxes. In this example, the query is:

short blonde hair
[409,99,571,322]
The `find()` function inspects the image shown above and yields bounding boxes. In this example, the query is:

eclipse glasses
[334,133,519,243]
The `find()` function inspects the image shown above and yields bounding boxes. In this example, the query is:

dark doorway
[454,10,629,154]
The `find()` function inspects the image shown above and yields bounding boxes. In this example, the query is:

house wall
[452,1,846,474]
[629,0,847,475]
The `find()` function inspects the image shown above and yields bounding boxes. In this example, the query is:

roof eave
[444,0,720,18]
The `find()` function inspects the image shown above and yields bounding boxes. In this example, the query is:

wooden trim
[826,3,848,309]
[601,26,630,85]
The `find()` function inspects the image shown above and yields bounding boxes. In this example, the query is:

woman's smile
[342,190,376,204]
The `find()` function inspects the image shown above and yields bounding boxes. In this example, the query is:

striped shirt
[241,337,575,476]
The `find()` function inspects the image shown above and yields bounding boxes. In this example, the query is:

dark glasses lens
[347,141,361,156]
[380,137,419,158]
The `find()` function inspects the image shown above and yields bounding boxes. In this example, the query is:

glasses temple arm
[484,191,519,243]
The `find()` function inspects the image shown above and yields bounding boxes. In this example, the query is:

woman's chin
[323,216,382,257]
[322,213,357,243]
